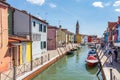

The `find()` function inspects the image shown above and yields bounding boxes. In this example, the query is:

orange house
[108,22,117,42]
[0,1,9,72]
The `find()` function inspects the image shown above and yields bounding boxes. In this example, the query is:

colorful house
[76,34,82,43]
[117,24,120,42]
[47,25,58,50]
[56,25,66,47]
[108,22,117,42]
[0,1,9,72]
[13,9,48,60]
[117,17,120,42]
[8,36,32,65]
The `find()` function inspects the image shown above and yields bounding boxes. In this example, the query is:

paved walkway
[96,47,120,80]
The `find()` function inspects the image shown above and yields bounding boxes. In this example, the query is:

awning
[114,43,120,47]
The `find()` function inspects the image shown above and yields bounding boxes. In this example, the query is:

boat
[66,51,74,55]
[86,55,98,67]
[88,49,96,57]
[71,48,78,51]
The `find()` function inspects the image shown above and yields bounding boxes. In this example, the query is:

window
[33,21,36,27]
[44,41,46,48]
[44,25,46,32]
[39,24,42,32]
[41,42,43,49]
[32,34,41,41]
[41,41,46,49]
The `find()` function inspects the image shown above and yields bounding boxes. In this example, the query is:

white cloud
[115,8,120,12]
[49,3,56,8]
[113,1,120,7]
[26,0,45,6]
[92,2,104,8]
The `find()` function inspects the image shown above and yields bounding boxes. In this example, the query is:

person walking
[108,47,113,65]
[114,47,118,62]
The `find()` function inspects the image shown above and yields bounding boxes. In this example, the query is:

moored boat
[86,55,98,67]
[66,51,74,55]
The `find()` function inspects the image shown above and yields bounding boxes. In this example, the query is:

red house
[47,25,58,50]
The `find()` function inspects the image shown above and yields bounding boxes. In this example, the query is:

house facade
[56,26,66,47]
[31,16,47,59]
[47,25,58,50]
[0,1,9,72]
[13,9,48,60]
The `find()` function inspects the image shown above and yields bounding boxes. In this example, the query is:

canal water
[32,46,99,80]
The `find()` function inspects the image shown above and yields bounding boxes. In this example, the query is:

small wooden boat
[71,48,77,51]
[86,55,98,67]
[66,51,74,55]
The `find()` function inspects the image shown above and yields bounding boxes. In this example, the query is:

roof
[48,25,58,29]
[31,15,48,24]
[108,22,117,29]
[9,36,31,43]
[0,1,10,6]
[13,7,48,24]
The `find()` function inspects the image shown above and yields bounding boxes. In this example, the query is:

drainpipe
[12,7,15,35]
[13,46,16,80]
[0,8,3,48]
[29,13,33,71]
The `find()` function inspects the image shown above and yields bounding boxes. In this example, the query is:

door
[22,43,26,64]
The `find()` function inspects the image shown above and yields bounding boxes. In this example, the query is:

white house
[31,15,48,59]
[14,9,48,60]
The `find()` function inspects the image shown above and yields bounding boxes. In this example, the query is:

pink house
[0,1,9,72]
[47,26,58,50]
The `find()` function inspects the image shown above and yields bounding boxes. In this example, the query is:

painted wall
[31,18,47,59]
[56,28,66,47]
[14,9,30,36]
[76,34,81,43]
[47,27,57,50]
[118,25,120,42]
[20,42,32,64]
[0,2,9,72]
[8,8,13,35]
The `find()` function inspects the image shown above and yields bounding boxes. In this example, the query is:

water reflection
[85,64,98,74]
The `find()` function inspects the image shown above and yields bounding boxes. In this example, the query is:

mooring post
[41,56,43,65]
[13,66,16,80]
[48,53,50,61]
[110,69,112,80]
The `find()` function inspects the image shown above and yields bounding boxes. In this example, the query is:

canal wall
[17,43,79,80]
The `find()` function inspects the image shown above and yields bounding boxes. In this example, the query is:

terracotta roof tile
[9,36,31,43]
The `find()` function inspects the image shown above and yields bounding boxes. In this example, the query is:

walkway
[96,45,120,80]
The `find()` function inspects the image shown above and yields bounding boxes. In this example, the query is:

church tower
[76,21,79,34]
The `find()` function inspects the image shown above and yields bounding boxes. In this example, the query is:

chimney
[59,25,62,28]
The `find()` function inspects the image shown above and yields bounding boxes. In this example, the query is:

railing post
[110,69,112,80]
[41,56,43,65]
[13,66,16,80]
[30,60,33,71]
[48,53,50,61]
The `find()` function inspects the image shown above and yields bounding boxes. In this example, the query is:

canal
[32,46,99,80]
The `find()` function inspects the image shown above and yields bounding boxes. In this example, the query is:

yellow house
[9,36,32,66]
[76,34,82,43]
[56,25,66,47]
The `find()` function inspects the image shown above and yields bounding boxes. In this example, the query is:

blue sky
[7,0,120,37]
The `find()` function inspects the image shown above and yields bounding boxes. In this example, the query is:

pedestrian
[114,47,118,62]
[108,47,113,65]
